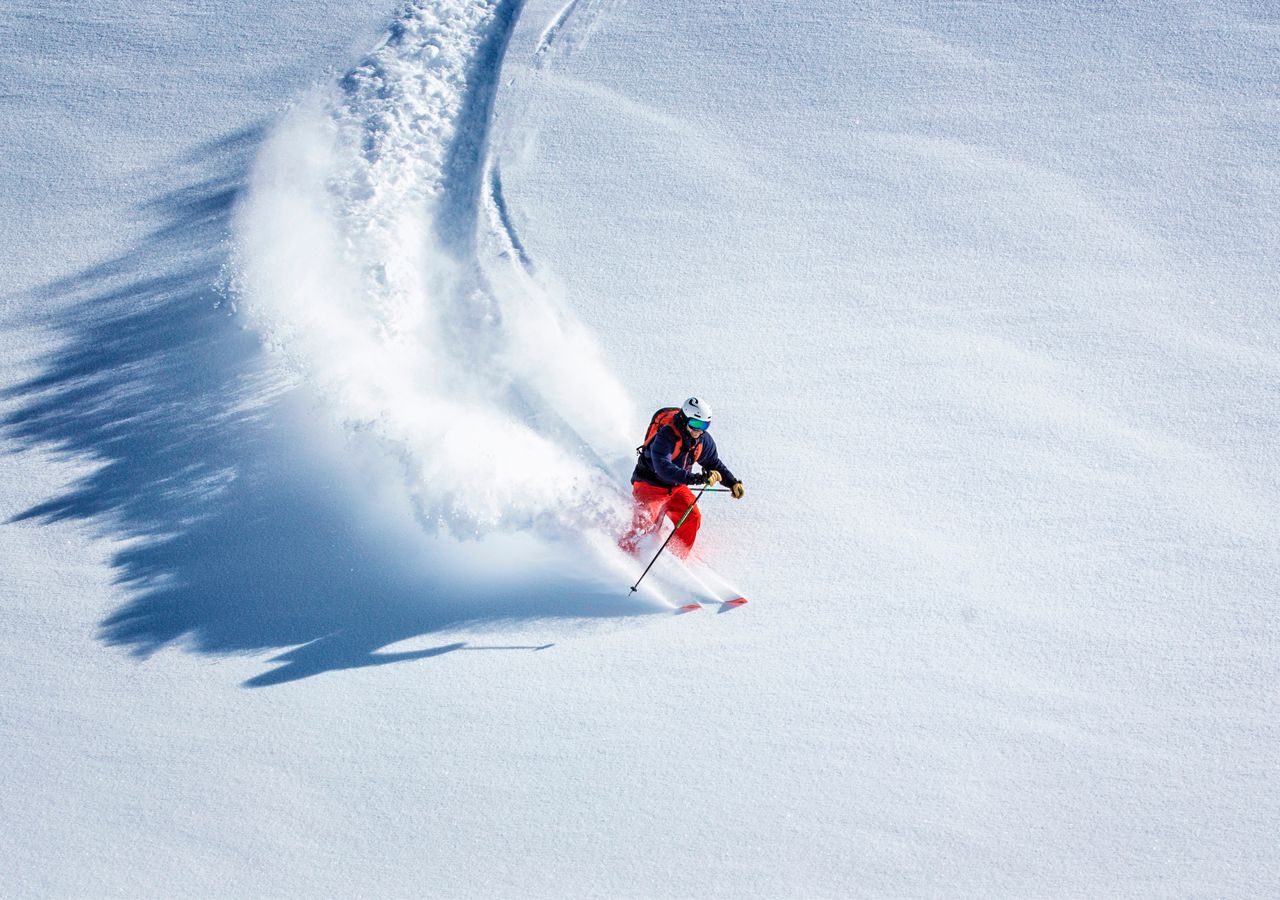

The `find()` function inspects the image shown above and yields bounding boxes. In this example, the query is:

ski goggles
[686,417,710,432]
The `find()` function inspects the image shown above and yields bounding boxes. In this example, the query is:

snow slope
[2,0,1277,896]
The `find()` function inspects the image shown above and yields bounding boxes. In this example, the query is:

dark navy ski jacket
[632,424,738,490]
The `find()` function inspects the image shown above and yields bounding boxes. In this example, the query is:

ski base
[721,597,748,608]
[676,603,703,613]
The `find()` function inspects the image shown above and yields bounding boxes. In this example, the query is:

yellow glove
[706,469,723,487]
[730,482,745,499]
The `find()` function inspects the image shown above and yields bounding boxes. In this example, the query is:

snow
[2,0,1278,896]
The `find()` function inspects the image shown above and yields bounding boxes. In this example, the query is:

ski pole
[630,483,709,594]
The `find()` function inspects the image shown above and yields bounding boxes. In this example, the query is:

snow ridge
[232,0,636,540]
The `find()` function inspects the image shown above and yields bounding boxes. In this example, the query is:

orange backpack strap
[637,407,682,458]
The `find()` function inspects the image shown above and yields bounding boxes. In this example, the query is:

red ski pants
[625,482,701,559]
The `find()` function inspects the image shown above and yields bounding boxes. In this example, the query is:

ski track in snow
[535,0,582,60]
[233,0,638,545]
[533,0,615,63]
[486,163,533,271]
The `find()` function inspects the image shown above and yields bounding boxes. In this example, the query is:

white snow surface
[2,0,1278,896]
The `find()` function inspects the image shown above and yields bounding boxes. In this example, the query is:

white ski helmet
[681,396,712,424]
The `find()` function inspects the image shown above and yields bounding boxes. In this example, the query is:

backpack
[636,407,701,461]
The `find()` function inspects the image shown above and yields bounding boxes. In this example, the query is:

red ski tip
[676,603,703,613]
[722,597,748,607]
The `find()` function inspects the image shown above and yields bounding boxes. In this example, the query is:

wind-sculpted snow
[232,0,635,540]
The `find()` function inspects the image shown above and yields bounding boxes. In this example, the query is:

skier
[621,396,744,559]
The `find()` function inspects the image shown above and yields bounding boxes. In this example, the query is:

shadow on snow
[2,125,645,689]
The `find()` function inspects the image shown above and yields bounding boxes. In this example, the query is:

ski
[633,548,749,613]
[590,522,747,613]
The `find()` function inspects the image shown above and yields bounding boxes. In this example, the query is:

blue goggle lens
[687,417,710,431]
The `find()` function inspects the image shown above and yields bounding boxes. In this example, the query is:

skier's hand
[705,470,722,487]
[730,482,745,499]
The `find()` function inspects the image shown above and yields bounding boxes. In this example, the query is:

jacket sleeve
[697,434,739,486]
[647,426,699,486]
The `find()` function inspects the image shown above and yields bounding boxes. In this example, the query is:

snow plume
[231,0,635,539]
